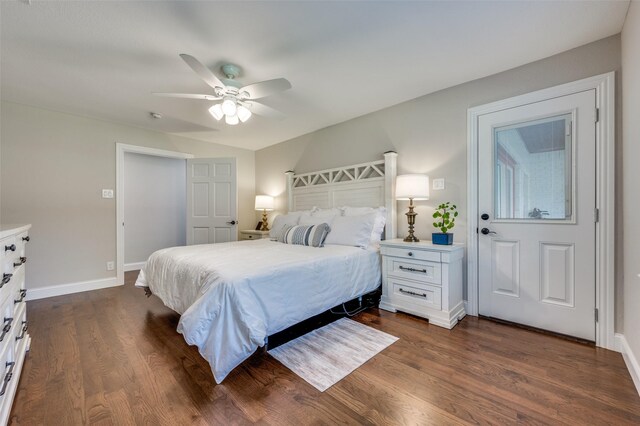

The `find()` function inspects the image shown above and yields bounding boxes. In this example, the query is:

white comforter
[135,239,381,383]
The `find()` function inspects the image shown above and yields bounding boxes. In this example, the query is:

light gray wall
[255,35,623,327]
[124,152,186,265]
[622,3,640,360]
[0,101,255,289]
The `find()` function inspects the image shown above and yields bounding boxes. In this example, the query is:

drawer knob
[1,274,11,286]
[15,322,28,341]
[0,362,15,397]
[14,289,26,304]
[4,244,15,252]
[407,251,413,257]
[22,236,30,242]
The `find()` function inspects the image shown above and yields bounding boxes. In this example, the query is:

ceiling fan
[154,54,292,126]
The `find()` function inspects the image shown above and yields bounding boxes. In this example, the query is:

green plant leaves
[432,201,457,233]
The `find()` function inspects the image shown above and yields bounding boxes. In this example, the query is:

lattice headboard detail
[285,152,397,240]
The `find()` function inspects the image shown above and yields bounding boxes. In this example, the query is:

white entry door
[478,90,596,340]
[186,158,238,245]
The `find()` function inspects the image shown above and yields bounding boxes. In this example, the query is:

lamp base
[403,198,418,242]
[260,209,270,231]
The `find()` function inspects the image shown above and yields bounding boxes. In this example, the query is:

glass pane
[494,114,572,220]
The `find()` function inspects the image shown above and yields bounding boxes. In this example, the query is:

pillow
[299,210,337,226]
[324,211,378,248]
[312,207,342,216]
[278,223,331,247]
[341,206,387,246]
[269,213,302,239]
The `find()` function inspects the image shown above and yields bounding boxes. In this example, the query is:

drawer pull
[19,257,27,264]
[1,274,12,286]
[399,288,427,298]
[4,244,16,252]
[0,318,12,342]
[14,289,26,304]
[407,251,413,257]
[399,265,427,274]
[22,236,30,242]
[15,322,28,341]
[0,362,15,397]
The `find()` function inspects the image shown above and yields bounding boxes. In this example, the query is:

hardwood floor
[9,271,640,425]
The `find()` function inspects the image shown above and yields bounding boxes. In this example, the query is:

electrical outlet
[102,189,114,199]
[432,178,445,190]
[106,261,115,271]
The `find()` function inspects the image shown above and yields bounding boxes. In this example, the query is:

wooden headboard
[285,152,397,240]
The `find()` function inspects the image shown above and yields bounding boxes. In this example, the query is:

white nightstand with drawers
[379,239,465,329]
[239,230,271,241]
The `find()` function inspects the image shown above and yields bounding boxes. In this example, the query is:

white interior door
[186,158,237,245]
[478,90,596,340]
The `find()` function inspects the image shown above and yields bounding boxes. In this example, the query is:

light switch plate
[432,178,445,190]
[102,189,114,199]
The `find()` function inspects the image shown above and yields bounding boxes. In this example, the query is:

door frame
[115,143,194,286]
[466,72,616,350]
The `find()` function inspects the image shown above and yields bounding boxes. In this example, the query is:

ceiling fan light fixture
[225,114,239,125]
[221,98,237,116]
[208,104,224,120]
[237,105,252,123]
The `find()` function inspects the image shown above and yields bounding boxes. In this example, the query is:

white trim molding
[27,277,120,301]
[124,261,146,272]
[115,143,194,286]
[616,334,640,396]
[466,72,616,350]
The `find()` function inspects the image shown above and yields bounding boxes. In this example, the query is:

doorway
[466,73,616,349]
[123,152,187,271]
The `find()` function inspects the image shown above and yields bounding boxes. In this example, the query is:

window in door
[493,113,573,221]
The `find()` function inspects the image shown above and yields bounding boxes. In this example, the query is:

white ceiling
[0,1,630,151]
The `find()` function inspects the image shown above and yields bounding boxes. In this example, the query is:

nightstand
[379,239,465,329]
[239,230,271,241]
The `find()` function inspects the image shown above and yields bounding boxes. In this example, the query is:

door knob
[226,220,237,225]
[481,228,497,235]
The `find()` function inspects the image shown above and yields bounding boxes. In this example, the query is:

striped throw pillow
[278,223,331,247]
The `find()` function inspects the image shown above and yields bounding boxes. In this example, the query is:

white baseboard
[124,261,146,272]
[463,300,476,316]
[27,277,122,301]
[616,333,640,396]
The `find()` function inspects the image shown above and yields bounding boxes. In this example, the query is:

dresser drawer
[391,278,442,311]
[381,246,441,262]
[387,258,442,285]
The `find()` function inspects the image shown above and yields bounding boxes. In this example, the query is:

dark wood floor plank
[8,270,640,425]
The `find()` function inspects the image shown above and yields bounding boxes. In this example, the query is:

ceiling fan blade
[179,54,226,90]
[153,93,221,100]
[240,78,292,100]
[245,101,286,120]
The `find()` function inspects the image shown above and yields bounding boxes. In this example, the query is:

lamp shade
[255,195,275,211]
[396,174,430,200]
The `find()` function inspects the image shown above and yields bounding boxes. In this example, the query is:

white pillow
[299,211,336,226]
[312,207,342,216]
[270,213,302,239]
[325,211,378,248]
[342,206,386,246]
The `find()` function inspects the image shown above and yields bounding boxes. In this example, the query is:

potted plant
[432,202,458,245]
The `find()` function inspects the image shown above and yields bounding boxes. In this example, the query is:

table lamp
[255,195,275,231]
[396,174,430,242]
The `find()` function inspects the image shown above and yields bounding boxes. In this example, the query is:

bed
[135,152,398,383]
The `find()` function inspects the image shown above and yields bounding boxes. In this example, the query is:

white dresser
[239,230,271,241]
[379,239,465,329]
[0,225,31,425]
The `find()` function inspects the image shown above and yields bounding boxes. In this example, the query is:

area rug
[268,318,399,391]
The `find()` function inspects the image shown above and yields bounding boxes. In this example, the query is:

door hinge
[595,108,600,123]
[594,208,600,223]
[595,308,599,323]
